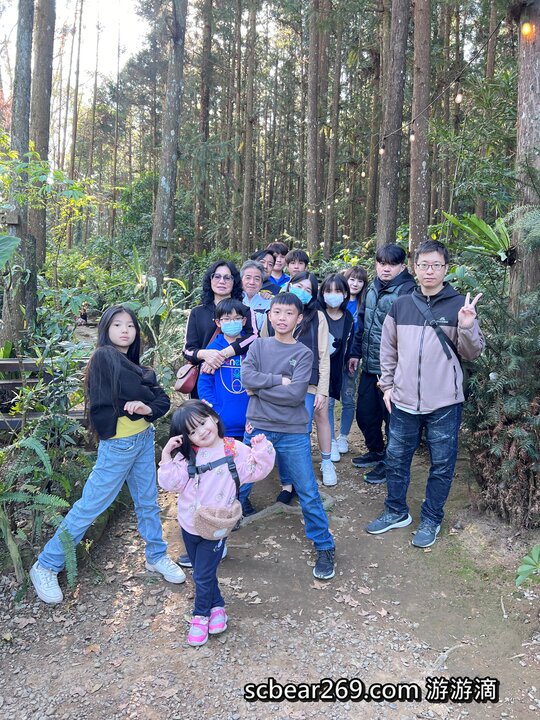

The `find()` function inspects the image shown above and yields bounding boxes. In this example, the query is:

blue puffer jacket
[350,269,416,374]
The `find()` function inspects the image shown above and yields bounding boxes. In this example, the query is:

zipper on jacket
[417,295,429,411]
[417,325,426,411]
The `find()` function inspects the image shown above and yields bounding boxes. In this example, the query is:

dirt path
[1,434,539,720]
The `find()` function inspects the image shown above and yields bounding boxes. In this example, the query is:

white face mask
[323,292,344,308]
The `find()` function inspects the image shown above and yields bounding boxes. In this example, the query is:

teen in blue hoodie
[197,299,250,439]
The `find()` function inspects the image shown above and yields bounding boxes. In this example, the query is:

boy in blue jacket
[197,298,250,440]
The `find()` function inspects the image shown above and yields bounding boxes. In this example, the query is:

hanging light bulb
[361,170,366,178]
[379,144,386,156]
[409,129,415,142]
[455,88,463,104]
[521,21,533,38]
[345,187,350,193]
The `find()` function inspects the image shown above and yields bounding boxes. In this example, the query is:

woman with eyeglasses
[183,260,258,397]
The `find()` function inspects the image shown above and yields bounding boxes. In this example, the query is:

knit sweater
[157,438,275,535]
[241,337,313,434]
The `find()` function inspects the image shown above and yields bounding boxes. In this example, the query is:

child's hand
[162,435,183,461]
[124,400,152,415]
[245,422,254,434]
[251,433,266,446]
[281,376,291,385]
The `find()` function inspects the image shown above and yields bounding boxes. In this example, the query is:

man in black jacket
[348,244,415,482]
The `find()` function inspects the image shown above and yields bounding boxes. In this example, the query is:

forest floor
[1,423,539,720]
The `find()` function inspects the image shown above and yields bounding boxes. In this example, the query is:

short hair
[266,241,289,256]
[240,260,264,279]
[375,243,406,265]
[251,249,275,265]
[214,298,248,320]
[414,240,450,265]
[285,249,310,266]
[269,291,303,314]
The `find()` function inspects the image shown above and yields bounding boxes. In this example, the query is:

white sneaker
[320,460,338,487]
[30,561,63,604]
[145,556,186,584]
[330,440,341,462]
[336,435,349,454]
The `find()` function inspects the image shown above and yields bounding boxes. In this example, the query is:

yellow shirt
[111,416,150,439]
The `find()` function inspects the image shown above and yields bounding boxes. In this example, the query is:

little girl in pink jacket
[158,400,275,647]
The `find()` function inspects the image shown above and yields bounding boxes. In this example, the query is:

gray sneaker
[411,519,440,548]
[366,510,412,535]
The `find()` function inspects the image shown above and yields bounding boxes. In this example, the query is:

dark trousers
[384,403,463,525]
[181,528,225,617]
[355,370,388,453]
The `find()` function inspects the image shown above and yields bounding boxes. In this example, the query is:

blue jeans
[242,428,334,551]
[182,529,225,616]
[384,403,463,525]
[39,426,167,572]
[328,365,359,438]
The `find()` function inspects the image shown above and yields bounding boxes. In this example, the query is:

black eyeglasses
[415,262,446,271]
[211,273,234,282]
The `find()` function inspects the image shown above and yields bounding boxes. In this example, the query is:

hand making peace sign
[457,292,482,329]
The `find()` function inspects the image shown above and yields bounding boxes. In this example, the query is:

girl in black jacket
[30,305,185,605]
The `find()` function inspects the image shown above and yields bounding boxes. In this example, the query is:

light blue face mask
[220,319,243,336]
[290,286,312,306]
[323,292,344,308]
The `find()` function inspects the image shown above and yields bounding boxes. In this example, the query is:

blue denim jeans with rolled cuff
[384,403,463,526]
[241,428,334,551]
[182,529,225,617]
[38,426,168,572]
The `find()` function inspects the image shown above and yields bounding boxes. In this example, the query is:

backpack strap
[411,294,460,363]
[190,438,241,499]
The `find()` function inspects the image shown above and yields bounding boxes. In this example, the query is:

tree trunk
[323,24,342,258]
[475,0,499,219]
[28,0,55,269]
[84,18,100,243]
[375,0,410,247]
[440,2,451,216]
[59,4,76,172]
[229,0,242,252]
[509,4,540,309]
[306,0,320,256]
[2,0,35,346]
[108,27,120,262]
[408,0,431,258]
[150,0,188,289]
[240,0,257,257]
[364,45,381,239]
[194,0,212,254]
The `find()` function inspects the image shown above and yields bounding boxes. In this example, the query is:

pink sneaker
[187,616,209,646]
[209,606,228,635]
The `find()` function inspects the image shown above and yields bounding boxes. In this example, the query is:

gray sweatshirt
[241,337,313,434]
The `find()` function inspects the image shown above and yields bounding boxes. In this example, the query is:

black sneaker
[364,462,386,485]
[177,553,192,568]
[352,450,385,468]
[276,488,297,504]
[312,549,335,580]
[241,498,257,516]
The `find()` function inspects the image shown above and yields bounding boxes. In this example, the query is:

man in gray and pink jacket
[365,240,484,548]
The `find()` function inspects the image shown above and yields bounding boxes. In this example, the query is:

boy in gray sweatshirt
[241,293,335,580]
